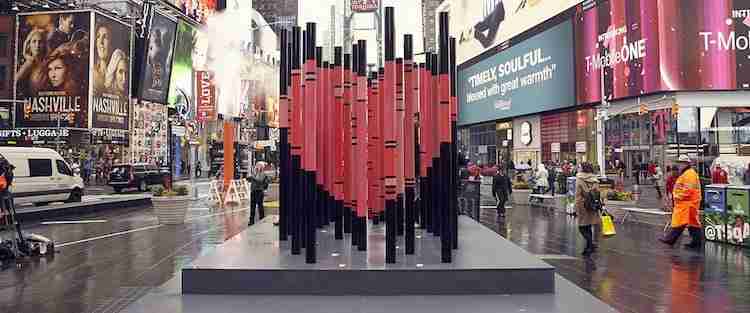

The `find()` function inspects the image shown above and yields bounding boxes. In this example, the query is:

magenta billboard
[576,0,750,104]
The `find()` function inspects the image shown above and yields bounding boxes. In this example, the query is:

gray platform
[182,216,555,295]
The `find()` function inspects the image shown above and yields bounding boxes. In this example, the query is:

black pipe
[384,6,396,264]
[439,12,452,262]
[305,23,317,264]
[290,27,302,254]
[450,37,458,250]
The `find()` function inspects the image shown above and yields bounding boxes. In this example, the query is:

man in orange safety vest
[659,155,702,249]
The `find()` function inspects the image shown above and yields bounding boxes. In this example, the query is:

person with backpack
[492,167,512,218]
[575,162,601,256]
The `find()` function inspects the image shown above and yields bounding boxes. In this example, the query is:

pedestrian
[744,163,750,186]
[535,163,549,194]
[617,159,625,178]
[247,162,271,226]
[653,164,664,200]
[659,155,702,249]
[83,157,92,185]
[547,164,557,196]
[711,164,728,184]
[575,162,601,256]
[665,166,679,211]
[492,167,512,218]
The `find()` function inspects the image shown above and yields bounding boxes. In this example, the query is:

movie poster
[139,11,176,104]
[91,13,131,130]
[14,11,90,128]
[0,15,15,102]
[168,21,194,115]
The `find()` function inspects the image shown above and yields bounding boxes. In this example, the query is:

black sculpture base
[182,216,554,295]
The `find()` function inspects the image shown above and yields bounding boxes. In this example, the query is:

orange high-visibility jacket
[671,168,702,228]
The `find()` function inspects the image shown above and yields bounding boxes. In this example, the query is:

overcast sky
[298,0,426,66]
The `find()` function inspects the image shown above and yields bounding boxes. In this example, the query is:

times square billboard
[576,0,750,104]
[13,10,132,130]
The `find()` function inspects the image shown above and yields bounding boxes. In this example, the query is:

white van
[0,147,85,206]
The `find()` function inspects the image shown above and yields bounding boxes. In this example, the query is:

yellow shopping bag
[601,212,616,236]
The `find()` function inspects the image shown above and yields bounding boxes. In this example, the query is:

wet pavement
[479,206,750,313]
[0,188,748,313]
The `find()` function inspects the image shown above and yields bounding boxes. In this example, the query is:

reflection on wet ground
[480,206,750,313]
[0,200,748,313]
[0,202,250,313]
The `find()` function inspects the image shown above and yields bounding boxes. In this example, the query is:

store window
[467,123,496,165]
[29,159,52,177]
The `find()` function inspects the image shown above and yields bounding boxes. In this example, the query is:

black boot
[579,225,594,256]
[684,227,702,249]
[659,226,684,246]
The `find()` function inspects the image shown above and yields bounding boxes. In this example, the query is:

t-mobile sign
[576,0,750,104]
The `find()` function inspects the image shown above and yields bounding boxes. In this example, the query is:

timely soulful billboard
[168,21,194,114]
[576,0,750,104]
[450,0,581,64]
[458,21,575,126]
[14,11,90,128]
[91,13,131,130]
[139,11,176,104]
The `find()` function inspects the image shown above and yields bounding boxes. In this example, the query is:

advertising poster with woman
[139,12,176,104]
[91,12,131,130]
[168,21,194,114]
[14,11,90,128]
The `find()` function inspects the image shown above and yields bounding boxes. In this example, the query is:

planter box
[152,196,191,225]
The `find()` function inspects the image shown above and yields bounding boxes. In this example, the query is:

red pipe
[377,68,385,214]
[396,58,405,196]
[356,41,368,219]
[334,52,344,202]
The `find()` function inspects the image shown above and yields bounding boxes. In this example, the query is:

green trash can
[725,186,750,246]
[726,186,750,216]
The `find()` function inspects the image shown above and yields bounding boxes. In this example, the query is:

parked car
[0,147,85,206]
[108,163,167,193]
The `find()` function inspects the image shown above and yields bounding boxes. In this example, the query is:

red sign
[195,71,216,121]
[351,0,379,12]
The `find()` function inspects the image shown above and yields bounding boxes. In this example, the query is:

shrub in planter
[151,184,191,225]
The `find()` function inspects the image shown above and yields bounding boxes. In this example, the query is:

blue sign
[457,21,575,126]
